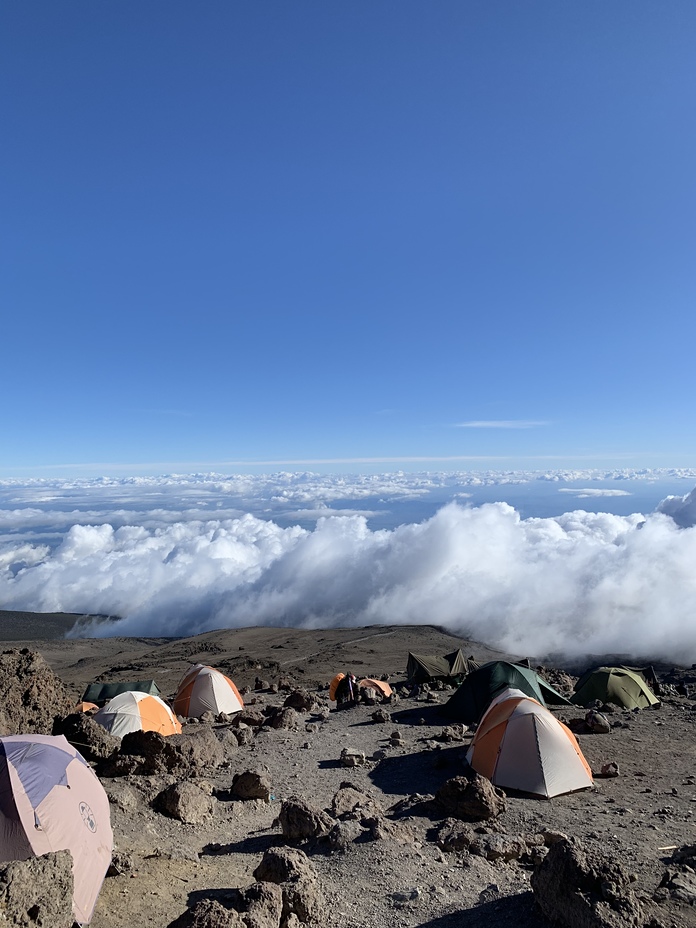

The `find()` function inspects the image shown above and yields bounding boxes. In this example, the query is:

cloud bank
[2,472,696,664]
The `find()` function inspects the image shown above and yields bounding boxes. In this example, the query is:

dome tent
[443,660,572,724]
[0,734,113,925]
[466,688,593,798]
[357,678,393,700]
[571,666,659,710]
[172,664,244,718]
[93,691,182,737]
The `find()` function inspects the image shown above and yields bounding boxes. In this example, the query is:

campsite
[0,612,695,928]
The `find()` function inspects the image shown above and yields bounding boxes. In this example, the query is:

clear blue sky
[3,1,696,477]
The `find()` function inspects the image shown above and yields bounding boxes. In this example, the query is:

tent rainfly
[172,664,244,718]
[571,666,659,710]
[466,688,593,798]
[443,660,572,724]
[0,734,113,925]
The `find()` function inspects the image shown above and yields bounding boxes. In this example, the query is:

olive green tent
[406,651,479,685]
[82,680,161,707]
[443,660,572,724]
[570,666,659,710]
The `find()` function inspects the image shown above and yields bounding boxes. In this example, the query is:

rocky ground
[1,612,696,927]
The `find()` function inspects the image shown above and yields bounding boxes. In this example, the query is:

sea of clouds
[2,469,696,663]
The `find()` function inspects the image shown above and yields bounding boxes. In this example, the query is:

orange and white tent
[466,688,593,798]
[329,673,345,701]
[358,678,393,700]
[172,664,244,718]
[93,691,182,737]
[74,701,99,714]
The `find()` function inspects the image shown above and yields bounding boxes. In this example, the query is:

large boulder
[232,768,273,801]
[531,838,643,928]
[171,899,245,928]
[98,727,225,777]
[330,784,382,821]
[155,781,214,824]
[436,774,507,821]
[53,711,121,761]
[229,882,283,928]
[254,847,323,924]
[0,850,74,927]
[277,797,334,842]
[0,649,74,735]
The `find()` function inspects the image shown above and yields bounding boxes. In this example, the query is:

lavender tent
[0,734,113,925]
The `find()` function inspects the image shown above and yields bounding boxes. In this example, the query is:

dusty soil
[1,612,695,928]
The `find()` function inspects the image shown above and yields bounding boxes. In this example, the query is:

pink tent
[0,734,113,925]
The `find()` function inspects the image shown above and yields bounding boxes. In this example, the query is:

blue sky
[3,1,696,478]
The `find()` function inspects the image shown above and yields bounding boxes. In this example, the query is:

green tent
[443,650,480,677]
[406,651,479,684]
[570,666,659,710]
[82,680,161,706]
[443,660,572,724]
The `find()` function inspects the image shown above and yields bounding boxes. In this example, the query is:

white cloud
[558,488,632,498]
[2,472,696,664]
[454,420,548,429]
[655,486,696,528]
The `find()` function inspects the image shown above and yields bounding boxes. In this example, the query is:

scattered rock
[267,707,300,731]
[586,710,611,734]
[435,818,474,852]
[283,690,314,712]
[340,748,366,767]
[435,724,468,742]
[106,849,136,877]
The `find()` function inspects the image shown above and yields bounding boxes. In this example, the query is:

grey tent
[82,680,161,707]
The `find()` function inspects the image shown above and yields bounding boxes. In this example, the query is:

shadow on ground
[200,832,280,856]
[416,892,550,928]
[369,745,465,797]
[388,703,454,727]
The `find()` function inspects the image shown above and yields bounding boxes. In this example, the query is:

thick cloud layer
[2,476,696,663]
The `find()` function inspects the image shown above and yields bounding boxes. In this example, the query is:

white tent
[466,688,593,798]
[172,664,244,718]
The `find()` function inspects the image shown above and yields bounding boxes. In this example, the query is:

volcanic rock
[0,648,74,735]
[531,838,643,927]
[436,774,507,821]
[0,850,74,927]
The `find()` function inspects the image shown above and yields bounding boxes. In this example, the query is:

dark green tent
[82,680,161,706]
[443,660,572,724]
[570,666,659,710]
